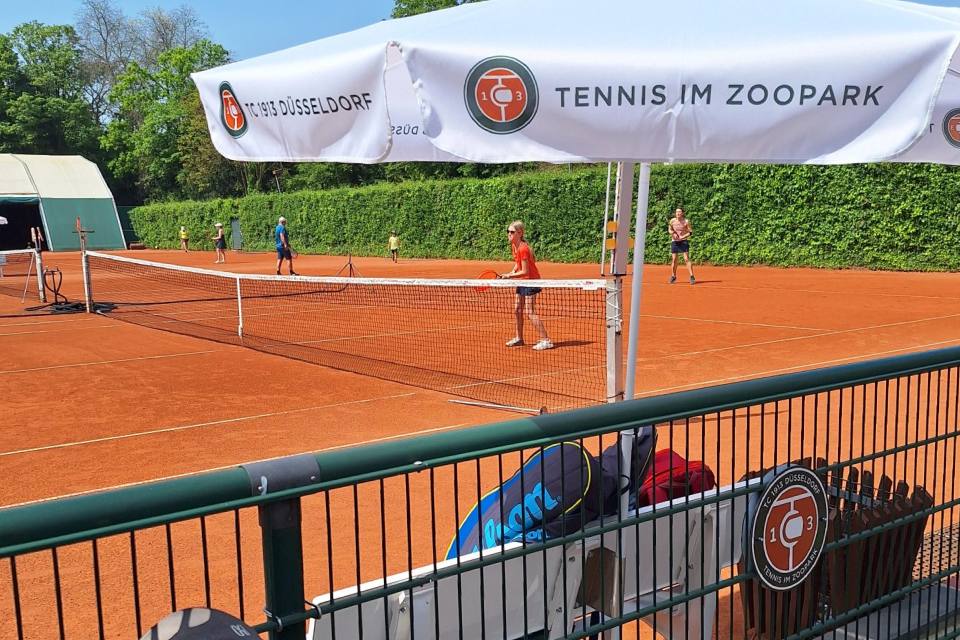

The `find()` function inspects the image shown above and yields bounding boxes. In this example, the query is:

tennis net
[0,249,44,302]
[85,251,619,411]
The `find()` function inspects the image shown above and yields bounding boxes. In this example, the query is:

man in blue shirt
[274,216,297,275]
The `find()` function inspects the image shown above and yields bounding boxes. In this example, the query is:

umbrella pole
[611,163,650,638]
[625,163,650,402]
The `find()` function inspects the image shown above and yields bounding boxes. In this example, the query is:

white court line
[0,350,224,375]
[0,324,120,337]
[444,312,960,396]
[640,314,822,332]
[0,392,419,459]
[0,316,103,328]
[2,418,473,509]
[634,337,960,398]
[650,311,960,362]
[649,280,960,302]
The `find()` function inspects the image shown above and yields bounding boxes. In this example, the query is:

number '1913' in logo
[749,466,828,591]
[219,82,248,138]
[464,57,538,134]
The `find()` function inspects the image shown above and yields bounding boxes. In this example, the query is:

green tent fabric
[0,154,125,251]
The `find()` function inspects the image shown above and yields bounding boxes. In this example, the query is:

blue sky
[0,0,395,61]
[2,0,960,63]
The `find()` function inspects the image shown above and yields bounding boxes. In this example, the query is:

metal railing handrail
[2,344,959,558]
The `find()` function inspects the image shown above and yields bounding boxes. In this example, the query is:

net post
[605,279,624,403]
[236,276,244,338]
[32,249,45,303]
[80,241,93,314]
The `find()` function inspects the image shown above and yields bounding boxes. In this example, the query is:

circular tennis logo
[750,466,828,591]
[943,109,960,148]
[219,82,248,138]
[464,57,538,134]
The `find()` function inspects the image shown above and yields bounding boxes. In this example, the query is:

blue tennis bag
[445,428,655,560]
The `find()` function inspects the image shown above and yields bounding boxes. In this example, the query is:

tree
[75,0,139,124]
[102,39,229,201]
[177,88,254,199]
[392,0,473,18]
[0,22,101,156]
[137,6,208,68]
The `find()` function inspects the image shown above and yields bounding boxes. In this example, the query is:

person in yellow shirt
[388,231,400,263]
[179,226,189,252]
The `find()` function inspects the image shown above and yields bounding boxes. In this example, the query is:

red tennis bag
[637,449,716,507]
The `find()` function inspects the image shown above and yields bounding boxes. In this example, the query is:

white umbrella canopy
[193,0,960,165]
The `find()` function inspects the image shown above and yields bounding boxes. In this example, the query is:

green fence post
[260,498,306,640]
[243,454,320,640]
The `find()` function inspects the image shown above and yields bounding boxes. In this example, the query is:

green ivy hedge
[129,163,960,270]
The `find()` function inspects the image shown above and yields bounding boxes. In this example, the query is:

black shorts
[671,240,690,254]
[276,247,292,259]
[516,286,542,296]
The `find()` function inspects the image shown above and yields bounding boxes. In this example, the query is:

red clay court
[1,249,959,639]
[2,249,958,507]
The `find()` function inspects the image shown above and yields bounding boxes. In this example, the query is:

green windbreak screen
[0,195,40,204]
[43,198,125,250]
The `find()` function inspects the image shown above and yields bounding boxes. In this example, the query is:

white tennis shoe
[505,337,524,347]
[532,339,554,351]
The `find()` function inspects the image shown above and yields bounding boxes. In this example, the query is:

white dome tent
[0,154,125,251]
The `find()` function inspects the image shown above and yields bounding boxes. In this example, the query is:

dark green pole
[259,497,306,640]
[243,454,320,639]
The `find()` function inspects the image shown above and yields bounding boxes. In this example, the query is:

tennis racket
[474,269,500,293]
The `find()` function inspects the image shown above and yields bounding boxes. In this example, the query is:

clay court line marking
[0,324,120,336]
[0,349,225,375]
[657,311,960,361]
[0,392,419,460]
[2,419,473,508]
[0,316,103,327]
[641,314,822,331]
[665,281,960,302]
[450,312,960,398]
[636,337,960,397]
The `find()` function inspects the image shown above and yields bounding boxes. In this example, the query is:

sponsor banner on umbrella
[193,0,960,165]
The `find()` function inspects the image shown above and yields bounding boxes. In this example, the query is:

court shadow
[690,279,722,285]
[551,340,593,348]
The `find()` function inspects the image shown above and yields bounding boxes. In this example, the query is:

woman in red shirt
[499,220,554,351]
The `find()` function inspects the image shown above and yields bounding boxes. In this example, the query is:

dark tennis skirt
[671,240,690,254]
[516,286,542,296]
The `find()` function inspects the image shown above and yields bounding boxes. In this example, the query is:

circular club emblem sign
[750,466,828,591]
[464,57,538,134]
[219,82,248,138]
[943,108,960,148]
